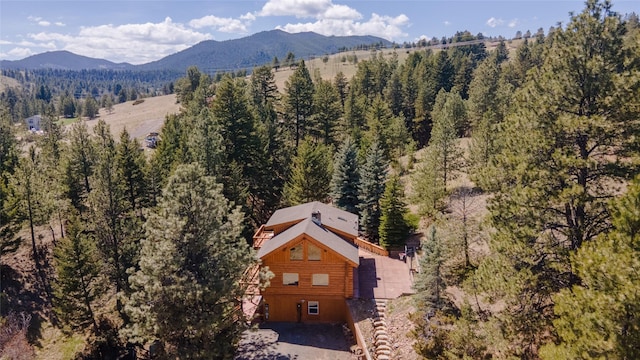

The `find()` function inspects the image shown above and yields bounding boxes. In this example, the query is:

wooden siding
[261,234,356,299]
[262,294,348,323]
[259,226,358,323]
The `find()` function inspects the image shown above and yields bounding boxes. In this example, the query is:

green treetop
[123,163,255,358]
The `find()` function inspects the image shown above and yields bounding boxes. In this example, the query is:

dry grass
[0,74,21,93]
[83,94,181,142]
[272,47,425,90]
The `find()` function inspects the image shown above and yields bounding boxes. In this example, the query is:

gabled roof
[257,217,359,266]
[265,201,358,237]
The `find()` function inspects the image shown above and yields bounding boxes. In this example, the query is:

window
[308,243,322,261]
[283,273,299,286]
[308,301,319,315]
[289,244,303,260]
[312,274,329,286]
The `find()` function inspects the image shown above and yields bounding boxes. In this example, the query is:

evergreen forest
[1,1,639,358]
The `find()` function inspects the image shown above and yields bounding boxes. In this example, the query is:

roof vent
[311,210,321,225]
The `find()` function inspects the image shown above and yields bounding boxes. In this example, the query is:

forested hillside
[1,0,639,358]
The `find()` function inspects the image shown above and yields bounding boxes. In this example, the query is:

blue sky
[1,0,637,64]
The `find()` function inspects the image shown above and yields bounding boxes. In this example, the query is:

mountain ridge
[0,30,391,73]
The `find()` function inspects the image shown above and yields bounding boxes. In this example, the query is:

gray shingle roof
[265,201,358,237]
[257,217,359,266]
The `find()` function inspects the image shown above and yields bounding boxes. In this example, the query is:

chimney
[311,210,321,225]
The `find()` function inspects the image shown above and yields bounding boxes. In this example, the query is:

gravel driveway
[235,322,356,360]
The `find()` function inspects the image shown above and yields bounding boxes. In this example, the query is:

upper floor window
[312,274,329,286]
[308,243,322,261]
[283,273,299,286]
[290,244,303,260]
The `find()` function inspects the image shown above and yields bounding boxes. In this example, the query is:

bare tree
[447,186,484,269]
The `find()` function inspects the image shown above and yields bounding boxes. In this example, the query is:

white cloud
[260,0,332,18]
[4,1,411,63]
[7,47,35,58]
[240,12,256,21]
[443,20,451,26]
[277,12,408,41]
[25,17,212,64]
[321,4,362,20]
[261,0,408,41]
[189,15,250,33]
[508,19,519,28]
[260,0,361,21]
[486,17,504,28]
[28,16,52,27]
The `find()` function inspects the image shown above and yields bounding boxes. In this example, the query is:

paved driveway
[235,323,356,360]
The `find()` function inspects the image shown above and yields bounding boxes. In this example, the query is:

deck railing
[354,237,389,257]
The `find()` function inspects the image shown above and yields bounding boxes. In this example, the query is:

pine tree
[379,175,411,250]
[250,65,278,112]
[0,107,19,254]
[284,60,314,147]
[429,90,465,189]
[249,68,290,224]
[385,70,404,117]
[330,138,360,214]
[116,128,148,215]
[6,146,51,274]
[283,139,332,205]
[333,71,348,109]
[211,75,269,231]
[83,97,99,119]
[467,53,502,131]
[53,212,102,332]
[149,113,187,193]
[415,226,446,310]
[123,163,255,358]
[89,120,132,315]
[474,1,640,356]
[343,85,366,137]
[410,147,447,217]
[358,141,388,242]
[310,78,341,145]
[64,121,95,212]
[540,176,640,359]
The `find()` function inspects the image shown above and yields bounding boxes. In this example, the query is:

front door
[296,303,302,322]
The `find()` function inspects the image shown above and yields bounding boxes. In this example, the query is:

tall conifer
[330,138,360,214]
[123,163,255,358]
[358,141,387,242]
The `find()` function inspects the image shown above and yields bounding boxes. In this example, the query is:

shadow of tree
[235,328,297,360]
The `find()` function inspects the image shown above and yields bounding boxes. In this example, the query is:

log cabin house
[253,201,359,323]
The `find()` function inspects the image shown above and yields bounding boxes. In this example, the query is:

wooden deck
[252,225,274,249]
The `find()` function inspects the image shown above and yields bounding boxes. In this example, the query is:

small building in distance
[254,201,359,323]
[145,132,159,148]
[25,115,42,131]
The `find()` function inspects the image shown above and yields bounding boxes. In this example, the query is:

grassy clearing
[57,117,80,126]
[33,319,86,360]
